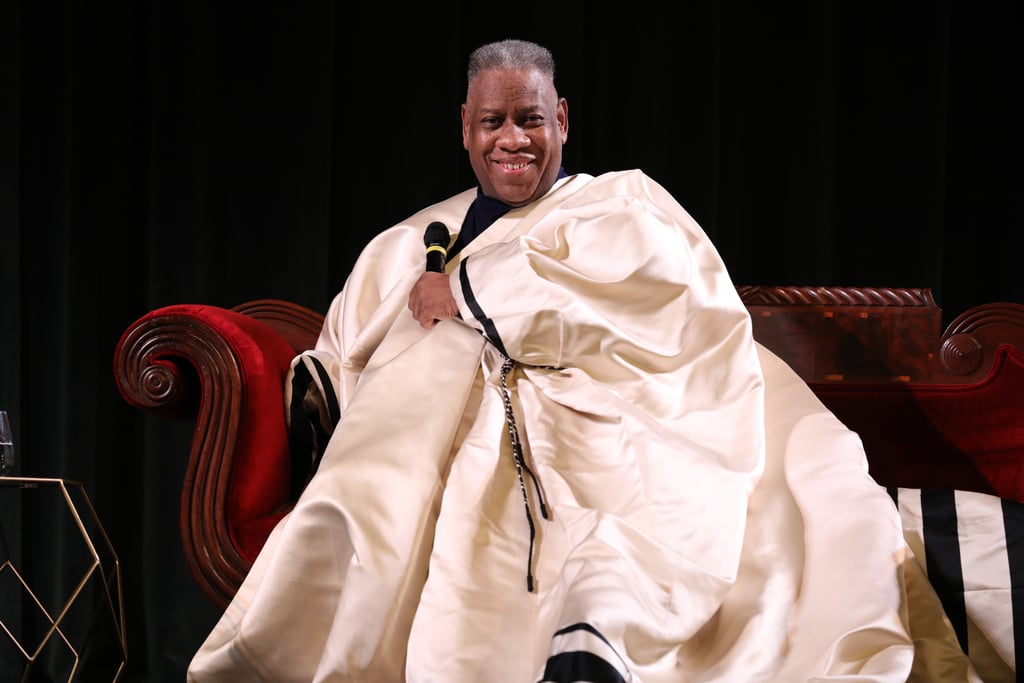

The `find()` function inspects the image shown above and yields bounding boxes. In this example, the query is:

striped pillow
[891,487,1024,680]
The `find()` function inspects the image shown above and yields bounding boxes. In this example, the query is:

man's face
[461,67,568,207]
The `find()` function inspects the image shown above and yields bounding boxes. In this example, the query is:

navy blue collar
[448,167,569,259]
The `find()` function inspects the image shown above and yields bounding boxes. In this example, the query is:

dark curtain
[1,1,1020,680]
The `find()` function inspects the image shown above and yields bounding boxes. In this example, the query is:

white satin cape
[188,170,976,682]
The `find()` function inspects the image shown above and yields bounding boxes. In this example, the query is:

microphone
[423,221,450,273]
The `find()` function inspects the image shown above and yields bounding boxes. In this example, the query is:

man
[407,38,569,329]
[188,39,972,682]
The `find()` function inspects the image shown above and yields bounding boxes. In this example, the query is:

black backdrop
[2,1,1021,680]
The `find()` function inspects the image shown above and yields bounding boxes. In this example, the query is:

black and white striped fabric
[539,623,630,683]
[286,354,340,499]
[891,487,1024,680]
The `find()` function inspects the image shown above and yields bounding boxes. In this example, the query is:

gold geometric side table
[0,477,126,681]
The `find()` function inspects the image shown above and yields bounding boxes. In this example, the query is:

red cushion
[812,344,1024,502]
[148,304,298,562]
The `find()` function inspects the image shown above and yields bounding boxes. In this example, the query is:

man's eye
[525,115,545,126]
[482,117,501,127]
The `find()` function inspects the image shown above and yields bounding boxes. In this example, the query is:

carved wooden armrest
[737,286,1024,501]
[737,285,1024,383]
[113,300,323,608]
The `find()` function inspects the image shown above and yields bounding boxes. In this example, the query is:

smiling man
[463,44,568,207]
[187,39,963,683]
[407,41,570,329]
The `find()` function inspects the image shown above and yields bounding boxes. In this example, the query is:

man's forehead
[468,75,555,109]
[472,101,545,119]
[470,68,552,93]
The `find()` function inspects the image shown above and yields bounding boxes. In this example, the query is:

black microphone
[423,221,450,273]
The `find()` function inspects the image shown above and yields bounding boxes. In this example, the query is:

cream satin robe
[189,171,975,682]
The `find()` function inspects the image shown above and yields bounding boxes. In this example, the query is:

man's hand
[408,271,460,329]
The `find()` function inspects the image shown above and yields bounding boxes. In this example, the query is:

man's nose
[497,122,530,149]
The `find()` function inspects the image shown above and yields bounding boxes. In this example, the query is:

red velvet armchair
[114,300,323,607]
[113,287,1024,609]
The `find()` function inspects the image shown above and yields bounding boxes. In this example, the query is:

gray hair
[467,39,556,86]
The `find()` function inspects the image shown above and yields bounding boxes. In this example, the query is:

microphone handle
[425,248,446,273]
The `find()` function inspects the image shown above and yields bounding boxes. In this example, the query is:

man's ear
[558,98,569,141]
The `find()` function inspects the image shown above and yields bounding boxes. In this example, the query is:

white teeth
[503,162,526,170]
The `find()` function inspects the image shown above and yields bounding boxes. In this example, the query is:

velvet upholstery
[115,300,322,604]
[113,288,1024,609]
[815,344,1024,502]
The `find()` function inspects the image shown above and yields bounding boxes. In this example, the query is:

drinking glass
[0,411,13,475]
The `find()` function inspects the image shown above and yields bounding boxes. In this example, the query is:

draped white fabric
[188,171,974,682]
